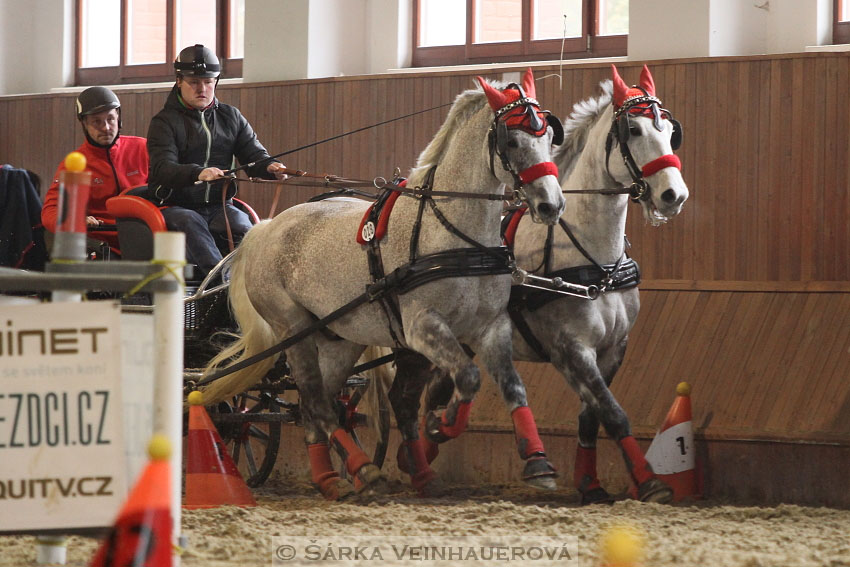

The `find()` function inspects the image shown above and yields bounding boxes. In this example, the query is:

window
[835,0,850,44]
[76,0,244,85]
[413,0,627,67]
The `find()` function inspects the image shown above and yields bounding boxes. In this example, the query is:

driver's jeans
[160,203,252,277]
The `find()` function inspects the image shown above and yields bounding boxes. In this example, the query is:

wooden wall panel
[1,52,848,453]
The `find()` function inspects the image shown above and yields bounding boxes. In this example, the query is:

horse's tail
[200,221,281,405]
[361,345,395,434]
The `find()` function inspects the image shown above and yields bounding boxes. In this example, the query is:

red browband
[518,161,558,185]
[641,154,681,178]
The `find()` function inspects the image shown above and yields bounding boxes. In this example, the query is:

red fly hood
[612,64,660,118]
[477,68,548,137]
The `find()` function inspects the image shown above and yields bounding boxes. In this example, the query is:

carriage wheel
[218,390,282,488]
[332,377,391,480]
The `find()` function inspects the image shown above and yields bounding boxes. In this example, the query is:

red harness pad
[356,180,406,245]
[502,206,528,247]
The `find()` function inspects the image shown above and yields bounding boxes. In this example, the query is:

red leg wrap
[401,439,436,491]
[574,445,602,492]
[511,406,545,458]
[307,443,341,499]
[330,428,371,476]
[618,435,654,486]
[439,400,472,438]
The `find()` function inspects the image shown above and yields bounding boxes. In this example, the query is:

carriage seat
[105,195,260,262]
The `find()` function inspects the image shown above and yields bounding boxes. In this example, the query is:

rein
[195,102,456,184]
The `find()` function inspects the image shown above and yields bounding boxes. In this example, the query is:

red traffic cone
[184,391,257,509]
[645,382,701,501]
[90,435,173,567]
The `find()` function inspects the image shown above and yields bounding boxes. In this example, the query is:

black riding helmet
[174,44,221,78]
[75,86,121,147]
[76,86,120,120]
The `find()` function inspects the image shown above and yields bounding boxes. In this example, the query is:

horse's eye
[507,139,519,149]
[629,126,641,136]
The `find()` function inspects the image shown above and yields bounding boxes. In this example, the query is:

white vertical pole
[152,232,185,559]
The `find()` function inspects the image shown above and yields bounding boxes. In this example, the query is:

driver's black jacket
[147,85,279,207]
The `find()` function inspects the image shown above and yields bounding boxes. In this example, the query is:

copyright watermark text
[272,536,578,566]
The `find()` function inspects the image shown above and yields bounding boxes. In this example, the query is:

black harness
[362,166,514,348]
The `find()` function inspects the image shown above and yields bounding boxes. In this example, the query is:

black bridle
[604,89,683,202]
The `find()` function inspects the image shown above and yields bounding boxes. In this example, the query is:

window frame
[75,0,243,86]
[834,0,850,44]
[412,0,627,67]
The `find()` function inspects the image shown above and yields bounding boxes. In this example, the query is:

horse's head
[609,64,689,225]
[478,69,565,225]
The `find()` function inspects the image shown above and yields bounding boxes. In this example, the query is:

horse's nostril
[661,189,677,203]
[536,202,554,218]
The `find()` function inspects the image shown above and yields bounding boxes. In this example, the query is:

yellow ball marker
[147,434,172,461]
[64,151,87,173]
[600,524,645,567]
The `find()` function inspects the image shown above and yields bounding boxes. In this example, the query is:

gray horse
[201,68,565,499]
[386,65,688,504]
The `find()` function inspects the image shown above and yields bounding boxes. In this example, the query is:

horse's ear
[639,64,656,96]
[611,64,629,108]
[521,67,536,99]
[478,76,508,112]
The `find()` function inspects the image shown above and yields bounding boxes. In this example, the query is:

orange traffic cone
[184,390,257,509]
[644,382,701,501]
[90,434,173,567]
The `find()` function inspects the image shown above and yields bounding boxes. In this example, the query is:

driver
[146,44,287,277]
[41,86,149,250]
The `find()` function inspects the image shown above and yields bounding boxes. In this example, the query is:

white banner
[0,301,127,532]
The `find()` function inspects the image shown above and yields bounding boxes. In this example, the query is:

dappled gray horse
[201,68,565,499]
[391,65,688,503]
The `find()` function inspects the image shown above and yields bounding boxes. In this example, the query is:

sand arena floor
[2,474,849,567]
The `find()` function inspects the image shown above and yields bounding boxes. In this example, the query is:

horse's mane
[553,79,613,182]
[408,80,500,186]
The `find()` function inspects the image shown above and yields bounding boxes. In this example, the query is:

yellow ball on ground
[147,434,172,461]
[187,390,204,406]
[600,524,644,566]
[64,151,87,173]
[676,381,691,396]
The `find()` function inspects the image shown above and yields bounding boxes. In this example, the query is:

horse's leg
[572,339,624,505]
[552,337,673,504]
[404,308,481,445]
[316,337,387,495]
[474,314,557,490]
[387,349,441,493]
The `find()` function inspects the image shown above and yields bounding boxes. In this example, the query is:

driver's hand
[267,162,289,181]
[86,216,101,226]
[199,167,226,182]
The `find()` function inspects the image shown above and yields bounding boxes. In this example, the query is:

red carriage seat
[105,195,260,261]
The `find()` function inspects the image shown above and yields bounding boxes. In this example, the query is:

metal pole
[152,232,186,559]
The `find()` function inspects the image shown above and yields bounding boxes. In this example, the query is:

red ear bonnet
[639,64,656,96]
[612,64,660,118]
[478,68,547,137]
[521,67,536,99]
[478,76,509,112]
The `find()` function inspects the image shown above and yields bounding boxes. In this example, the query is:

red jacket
[41,135,149,247]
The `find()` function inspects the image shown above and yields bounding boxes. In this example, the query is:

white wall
[0,0,74,95]
[243,0,409,83]
[630,0,833,61]
[307,0,367,78]
[0,0,839,95]
[243,0,310,82]
[629,0,711,60]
